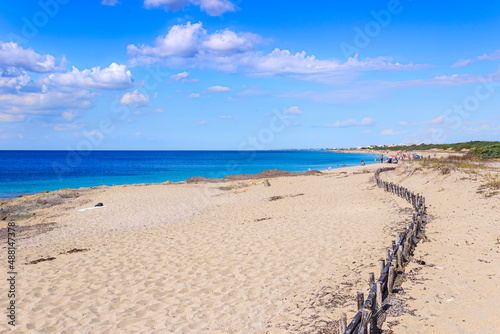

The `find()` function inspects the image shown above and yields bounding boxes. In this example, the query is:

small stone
[95,203,104,207]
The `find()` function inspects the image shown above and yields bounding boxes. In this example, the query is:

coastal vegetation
[365,141,500,158]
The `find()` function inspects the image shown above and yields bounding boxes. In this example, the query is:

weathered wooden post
[386,248,391,264]
[339,313,347,334]
[388,266,396,294]
[357,301,372,334]
[357,292,364,311]
[397,247,403,270]
[379,259,385,275]
[369,272,375,288]
[376,281,383,310]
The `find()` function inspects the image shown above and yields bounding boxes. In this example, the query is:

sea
[0,150,376,199]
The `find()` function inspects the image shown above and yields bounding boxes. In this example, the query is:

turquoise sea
[0,150,376,199]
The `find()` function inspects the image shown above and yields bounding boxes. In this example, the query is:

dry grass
[477,173,500,197]
[417,155,488,174]
[481,173,500,190]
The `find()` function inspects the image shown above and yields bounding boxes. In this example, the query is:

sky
[0,0,499,150]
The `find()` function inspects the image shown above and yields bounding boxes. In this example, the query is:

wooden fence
[339,167,426,334]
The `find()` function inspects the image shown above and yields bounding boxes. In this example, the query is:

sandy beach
[1,161,499,333]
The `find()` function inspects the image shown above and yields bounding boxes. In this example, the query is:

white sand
[1,161,498,333]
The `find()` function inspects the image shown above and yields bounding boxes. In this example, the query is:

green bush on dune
[474,144,500,158]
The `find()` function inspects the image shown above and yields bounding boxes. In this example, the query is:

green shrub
[475,144,500,158]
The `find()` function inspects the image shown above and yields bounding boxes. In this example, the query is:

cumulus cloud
[153,108,164,113]
[0,70,31,92]
[451,58,473,68]
[128,22,425,84]
[188,92,200,98]
[0,43,136,123]
[324,117,375,128]
[219,115,231,119]
[41,63,134,90]
[120,90,150,107]
[381,129,394,135]
[285,106,302,115]
[128,22,260,63]
[207,85,230,92]
[143,0,236,16]
[170,71,189,81]
[0,42,65,73]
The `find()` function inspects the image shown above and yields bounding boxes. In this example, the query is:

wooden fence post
[388,266,396,294]
[369,272,375,288]
[357,292,364,311]
[376,281,383,310]
[339,313,347,334]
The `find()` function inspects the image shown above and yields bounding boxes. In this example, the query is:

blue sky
[0,0,499,149]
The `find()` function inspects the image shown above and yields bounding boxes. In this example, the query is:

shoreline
[0,151,378,201]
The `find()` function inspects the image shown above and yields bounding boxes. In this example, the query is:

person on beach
[361,160,365,166]
[342,163,346,167]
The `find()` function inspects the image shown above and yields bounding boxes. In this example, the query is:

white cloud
[451,58,473,68]
[170,71,189,81]
[188,93,200,98]
[128,23,425,83]
[0,70,30,91]
[0,114,25,122]
[478,50,500,61]
[198,120,208,125]
[207,85,230,92]
[128,22,259,63]
[399,121,408,126]
[219,115,231,119]
[63,111,77,121]
[101,0,119,5]
[381,129,394,135]
[324,117,375,127]
[153,108,164,113]
[143,0,236,16]
[201,30,256,56]
[428,115,444,124]
[285,106,302,115]
[391,68,500,88]
[0,42,65,73]
[42,63,133,90]
[128,22,207,59]
[0,91,93,112]
[120,90,150,107]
